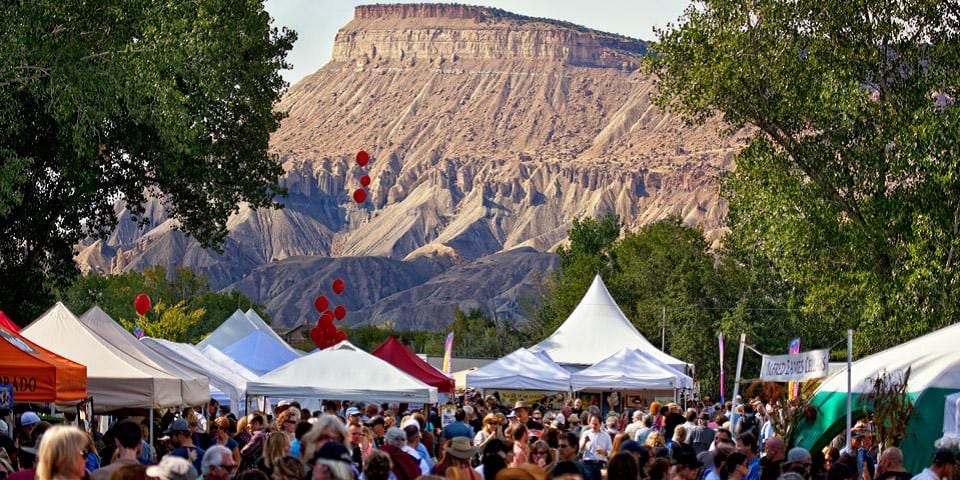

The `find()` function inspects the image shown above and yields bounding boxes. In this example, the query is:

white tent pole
[731,333,747,420]
[149,408,154,446]
[846,329,853,451]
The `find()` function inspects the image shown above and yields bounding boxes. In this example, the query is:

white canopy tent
[466,348,571,391]
[21,303,183,411]
[570,348,694,391]
[79,307,210,406]
[247,341,438,403]
[197,309,298,358]
[200,345,259,381]
[141,337,248,407]
[530,275,688,371]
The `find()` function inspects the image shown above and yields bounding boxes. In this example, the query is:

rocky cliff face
[77,4,743,329]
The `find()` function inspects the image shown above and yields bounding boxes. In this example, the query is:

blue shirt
[290,439,301,459]
[442,421,474,440]
[415,443,433,468]
[170,446,205,473]
[747,456,761,480]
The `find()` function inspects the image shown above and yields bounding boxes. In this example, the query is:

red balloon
[314,295,329,313]
[319,312,335,331]
[334,305,347,320]
[353,188,366,204]
[356,150,369,167]
[334,329,348,343]
[332,278,345,295]
[134,293,151,316]
[360,175,371,187]
[309,326,325,349]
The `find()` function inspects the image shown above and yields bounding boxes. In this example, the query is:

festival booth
[21,303,184,411]
[794,321,960,473]
[0,311,19,333]
[529,275,689,372]
[570,348,694,392]
[247,341,438,403]
[221,329,301,376]
[0,324,87,403]
[466,348,571,391]
[79,306,210,406]
[140,337,248,408]
[372,337,456,393]
[198,308,297,355]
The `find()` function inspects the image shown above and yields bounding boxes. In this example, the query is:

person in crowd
[579,414,611,480]
[139,422,157,466]
[722,452,750,480]
[16,412,44,470]
[736,433,760,480]
[611,430,629,458]
[479,439,514,480]
[301,415,349,469]
[624,411,646,440]
[35,426,87,480]
[464,406,482,434]
[200,445,236,480]
[689,413,716,455]
[644,431,665,449]
[291,421,312,461]
[359,450,391,480]
[675,452,704,480]
[380,428,420,480]
[270,456,304,480]
[781,447,811,480]
[705,446,735,480]
[109,463,148,480]
[528,440,555,473]
[664,404,685,441]
[618,440,649,476]
[166,418,205,474]
[0,420,15,472]
[508,425,529,468]
[567,415,582,438]
[552,461,585,480]
[443,410,475,445]
[827,462,856,480]
[309,443,354,480]
[604,415,619,437]
[275,410,299,444]
[911,448,955,480]
[403,425,432,471]
[607,452,640,480]
[735,406,761,441]
[669,426,695,459]
[440,437,481,480]
[368,417,386,449]
[92,420,141,480]
[633,416,654,445]
[210,418,240,466]
[255,432,289,477]
[475,414,501,451]
[682,410,698,439]
[760,438,786,480]
[345,408,362,427]
[146,456,198,480]
[82,431,101,473]
[239,415,267,470]
[712,430,734,452]
[874,447,910,480]
[348,423,367,468]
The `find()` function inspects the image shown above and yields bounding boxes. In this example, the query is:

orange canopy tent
[0,325,87,402]
[372,337,456,393]
[0,311,19,333]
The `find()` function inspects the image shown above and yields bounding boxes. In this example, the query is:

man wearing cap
[368,416,386,448]
[579,414,612,480]
[380,427,421,480]
[345,407,361,426]
[147,456,199,480]
[782,447,812,479]
[16,411,42,470]
[165,418,206,473]
[198,445,235,480]
[912,448,955,480]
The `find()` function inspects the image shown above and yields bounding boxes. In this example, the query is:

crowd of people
[0,394,954,480]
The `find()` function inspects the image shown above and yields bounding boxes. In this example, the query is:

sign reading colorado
[760,348,830,382]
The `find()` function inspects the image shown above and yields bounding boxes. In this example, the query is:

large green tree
[0,0,295,323]
[649,0,960,354]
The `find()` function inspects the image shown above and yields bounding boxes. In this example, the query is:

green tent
[794,323,960,473]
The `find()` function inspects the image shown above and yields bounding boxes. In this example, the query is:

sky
[264,0,691,85]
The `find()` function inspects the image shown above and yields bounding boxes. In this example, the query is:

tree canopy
[648,0,960,355]
[0,0,295,323]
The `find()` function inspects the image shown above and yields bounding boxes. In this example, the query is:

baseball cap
[20,411,40,427]
[146,456,198,480]
[787,447,811,465]
[163,418,191,436]
[346,407,361,416]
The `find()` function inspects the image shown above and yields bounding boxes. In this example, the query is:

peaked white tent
[247,341,438,403]
[222,330,301,376]
[197,309,298,358]
[466,348,571,391]
[79,307,210,406]
[530,275,688,370]
[141,337,248,407]
[21,303,183,410]
[571,348,694,391]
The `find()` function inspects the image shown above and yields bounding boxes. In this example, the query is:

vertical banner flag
[442,332,455,373]
[788,337,801,400]
[719,332,725,404]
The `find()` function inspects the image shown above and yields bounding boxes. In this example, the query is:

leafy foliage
[648,0,960,356]
[61,266,268,343]
[866,367,914,447]
[0,0,295,324]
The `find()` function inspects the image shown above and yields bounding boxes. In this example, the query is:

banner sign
[442,332,454,373]
[760,348,830,382]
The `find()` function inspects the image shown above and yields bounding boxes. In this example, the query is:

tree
[648,0,960,355]
[61,265,268,343]
[0,0,295,324]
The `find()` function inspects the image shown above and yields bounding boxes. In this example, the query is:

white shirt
[911,469,939,480]
[402,445,430,475]
[580,428,613,462]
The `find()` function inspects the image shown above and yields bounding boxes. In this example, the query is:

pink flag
[719,332,725,403]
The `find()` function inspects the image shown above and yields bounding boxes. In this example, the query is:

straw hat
[445,436,479,459]
[513,400,531,410]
